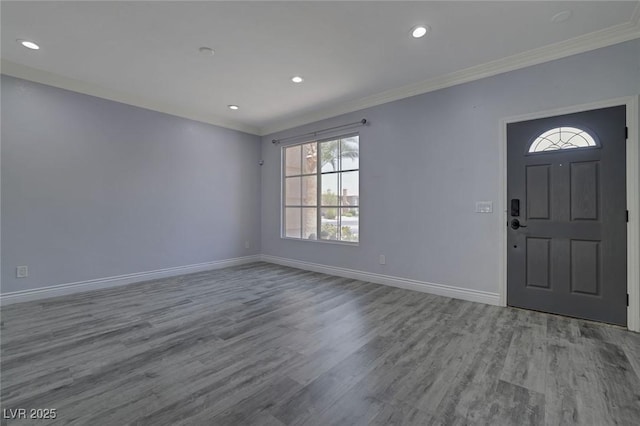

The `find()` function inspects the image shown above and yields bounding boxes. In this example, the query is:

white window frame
[281,133,360,245]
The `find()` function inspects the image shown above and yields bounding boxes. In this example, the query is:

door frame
[498,96,640,332]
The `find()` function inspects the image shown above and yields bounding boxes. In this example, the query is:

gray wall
[261,39,640,295]
[1,75,262,294]
[2,39,639,298]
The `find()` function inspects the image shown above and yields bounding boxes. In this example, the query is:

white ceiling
[2,1,639,135]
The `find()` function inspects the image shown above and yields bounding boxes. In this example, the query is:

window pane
[285,177,301,206]
[340,171,359,207]
[529,127,597,153]
[282,135,360,243]
[302,208,317,240]
[320,139,340,172]
[341,136,359,170]
[340,208,359,242]
[285,208,301,238]
[285,145,301,176]
[302,143,317,174]
[301,175,317,206]
[321,173,338,206]
[320,208,339,240]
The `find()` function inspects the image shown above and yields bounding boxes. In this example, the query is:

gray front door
[507,106,627,325]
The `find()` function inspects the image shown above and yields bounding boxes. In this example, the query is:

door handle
[510,219,527,230]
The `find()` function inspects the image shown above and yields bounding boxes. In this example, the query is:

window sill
[281,236,359,247]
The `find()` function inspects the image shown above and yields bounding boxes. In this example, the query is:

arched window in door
[528,127,597,153]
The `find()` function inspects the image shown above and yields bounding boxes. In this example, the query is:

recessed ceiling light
[228,105,239,110]
[411,25,429,39]
[291,76,304,83]
[17,39,40,50]
[551,10,572,23]
[199,47,214,55]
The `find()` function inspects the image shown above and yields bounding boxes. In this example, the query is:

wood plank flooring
[1,262,639,425]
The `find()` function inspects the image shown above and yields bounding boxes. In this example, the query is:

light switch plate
[475,201,493,213]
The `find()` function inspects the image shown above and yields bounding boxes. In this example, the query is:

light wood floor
[1,262,639,425]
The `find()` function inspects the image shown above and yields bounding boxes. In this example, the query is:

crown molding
[0,60,261,135]
[259,9,640,136]
[2,5,638,138]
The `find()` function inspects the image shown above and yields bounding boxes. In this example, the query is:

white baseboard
[0,255,261,306]
[260,255,500,306]
[1,254,500,307]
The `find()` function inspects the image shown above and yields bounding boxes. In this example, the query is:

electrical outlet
[244,241,250,249]
[379,255,386,265]
[16,266,28,278]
